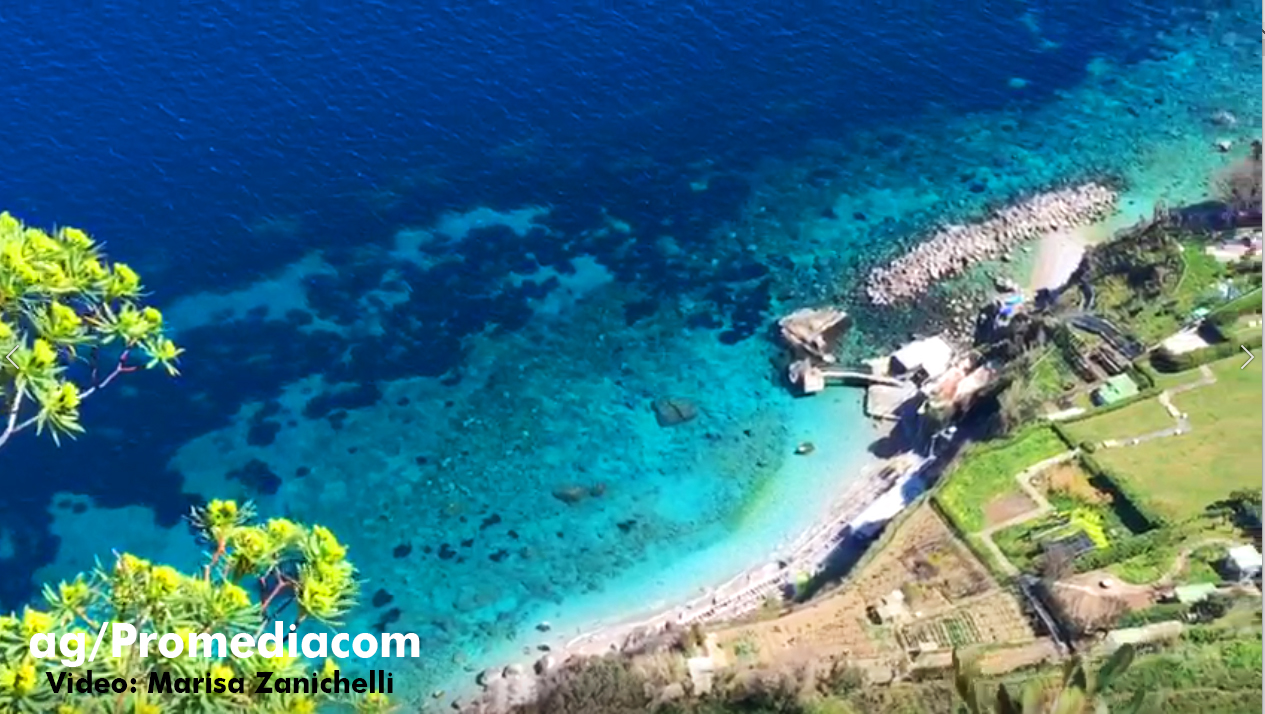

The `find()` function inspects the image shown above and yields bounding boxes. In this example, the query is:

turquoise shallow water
[31,259,883,695]
[172,298,882,697]
[9,2,1260,706]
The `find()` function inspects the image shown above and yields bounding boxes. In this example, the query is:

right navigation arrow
[1241,345,1254,370]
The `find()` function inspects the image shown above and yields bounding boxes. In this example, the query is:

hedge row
[1050,384,1162,429]
[1078,452,1169,529]
[1115,601,1189,628]
[1204,287,1263,328]
[1072,519,1182,572]
[1125,363,1155,390]
[1135,361,1164,388]
[1048,422,1075,449]
[1151,331,1263,373]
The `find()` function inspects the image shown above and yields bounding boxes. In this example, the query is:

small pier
[819,369,905,388]
[790,359,908,393]
[775,308,994,420]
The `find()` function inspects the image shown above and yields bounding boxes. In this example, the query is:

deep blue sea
[1,0,1259,704]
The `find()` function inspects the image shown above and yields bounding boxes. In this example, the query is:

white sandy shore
[1028,228,1089,294]
[462,443,936,711]
[562,455,929,654]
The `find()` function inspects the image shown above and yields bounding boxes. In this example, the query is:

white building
[1225,545,1262,582]
[890,336,954,381]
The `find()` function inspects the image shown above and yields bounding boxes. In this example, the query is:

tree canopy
[0,500,385,714]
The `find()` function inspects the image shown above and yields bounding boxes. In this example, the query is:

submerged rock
[551,486,588,504]
[371,588,394,608]
[477,668,501,687]
[651,397,698,427]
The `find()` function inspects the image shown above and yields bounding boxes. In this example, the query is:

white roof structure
[1227,545,1263,571]
[891,336,954,379]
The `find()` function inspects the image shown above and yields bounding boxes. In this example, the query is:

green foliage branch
[0,500,384,714]
[0,212,183,448]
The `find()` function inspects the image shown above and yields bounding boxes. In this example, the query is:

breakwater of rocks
[865,183,1118,306]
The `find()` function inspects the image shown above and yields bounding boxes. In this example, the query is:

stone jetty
[866,183,1118,305]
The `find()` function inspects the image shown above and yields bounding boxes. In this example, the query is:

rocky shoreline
[865,183,1118,306]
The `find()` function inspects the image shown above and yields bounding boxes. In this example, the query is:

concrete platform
[864,382,919,420]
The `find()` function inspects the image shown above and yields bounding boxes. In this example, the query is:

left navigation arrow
[4,346,16,370]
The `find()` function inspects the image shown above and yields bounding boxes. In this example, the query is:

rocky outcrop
[866,183,1118,306]
[461,664,539,714]
[777,307,848,361]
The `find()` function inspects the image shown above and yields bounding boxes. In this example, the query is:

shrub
[1073,527,1179,572]
[0,500,385,714]
[527,657,656,714]
[0,212,182,449]
[817,662,866,697]
[952,644,1153,714]
[1114,602,1188,628]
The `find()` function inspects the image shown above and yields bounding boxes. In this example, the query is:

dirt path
[1099,364,1216,449]
[977,451,1079,577]
[1155,537,1241,586]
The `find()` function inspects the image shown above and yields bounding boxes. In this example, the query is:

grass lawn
[934,427,1070,534]
[1149,366,1211,390]
[1096,355,1261,522]
[1178,544,1228,585]
[1061,397,1176,444]
[1223,313,1262,343]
